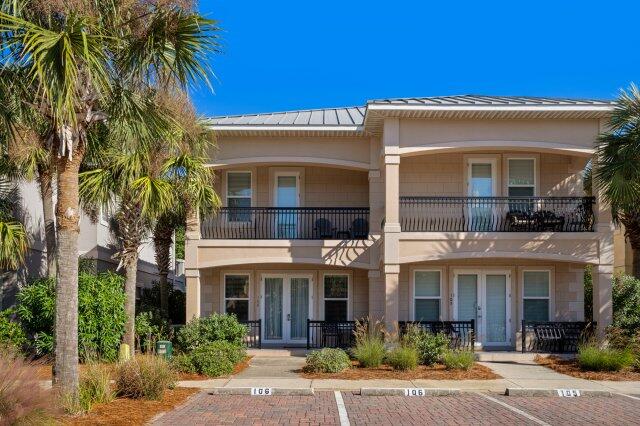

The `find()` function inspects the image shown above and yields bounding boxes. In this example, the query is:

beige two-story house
[184,95,614,351]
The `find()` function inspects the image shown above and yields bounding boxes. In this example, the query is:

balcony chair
[506,210,537,231]
[313,218,334,239]
[533,210,565,231]
[350,218,369,239]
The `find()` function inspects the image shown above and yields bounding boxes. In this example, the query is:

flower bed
[535,355,640,381]
[300,360,499,380]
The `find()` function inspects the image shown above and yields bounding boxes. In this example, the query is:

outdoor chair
[313,218,334,239]
[350,217,369,239]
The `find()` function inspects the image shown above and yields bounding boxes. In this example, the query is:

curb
[360,388,460,396]
[208,387,314,396]
[505,388,612,397]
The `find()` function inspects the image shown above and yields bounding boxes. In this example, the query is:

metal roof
[206,106,366,127]
[367,94,614,106]
[206,95,614,136]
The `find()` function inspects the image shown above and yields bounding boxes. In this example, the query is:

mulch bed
[535,355,640,381]
[299,361,500,380]
[63,387,200,426]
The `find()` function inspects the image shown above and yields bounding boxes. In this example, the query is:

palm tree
[595,84,640,277]
[80,89,218,351]
[152,95,219,318]
[0,175,28,270]
[0,0,219,401]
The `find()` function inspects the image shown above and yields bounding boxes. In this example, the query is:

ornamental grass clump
[115,355,176,400]
[78,362,114,412]
[385,346,419,371]
[577,345,634,372]
[305,348,351,373]
[442,350,475,370]
[352,318,386,368]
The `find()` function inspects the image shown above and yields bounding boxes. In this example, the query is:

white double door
[453,270,511,347]
[261,274,313,344]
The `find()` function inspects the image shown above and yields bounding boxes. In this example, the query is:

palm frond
[0,219,28,270]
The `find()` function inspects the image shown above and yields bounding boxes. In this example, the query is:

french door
[274,173,300,238]
[467,159,497,230]
[261,274,313,344]
[453,270,511,347]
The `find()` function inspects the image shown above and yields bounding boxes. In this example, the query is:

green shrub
[135,311,171,354]
[305,348,351,373]
[0,308,27,351]
[190,341,246,377]
[612,274,640,339]
[442,350,475,370]
[137,281,186,326]
[79,363,114,412]
[115,355,176,400]
[352,336,386,368]
[577,345,634,372]
[171,353,196,374]
[17,272,126,361]
[175,314,247,352]
[385,346,418,371]
[403,325,450,366]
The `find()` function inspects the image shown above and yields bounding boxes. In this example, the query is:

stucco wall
[399,152,587,197]
[200,264,369,320]
[216,165,369,208]
[398,259,585,346]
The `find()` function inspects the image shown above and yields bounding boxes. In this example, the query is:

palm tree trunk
[153,218,173,319]
[38,163,56,279]
[54,145,84,401]
[633,249,640,279]
[123,254,138,355]
[622,213,640,278]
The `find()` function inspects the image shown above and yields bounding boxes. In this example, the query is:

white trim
[225,170,253,208]
[221,272,252,321]
[506,156,538,197]
[210,157,370,171]
[321,272,353,321]
[519,268,555,323]
[466,157,499,196]
[367,104,613,112]
[452,269,512,347]
[409,269,443,321]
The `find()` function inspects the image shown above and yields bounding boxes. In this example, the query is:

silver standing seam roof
[206,95,614,134]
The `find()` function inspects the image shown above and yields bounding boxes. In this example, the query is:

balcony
[201,207,370,240]
[400,196,595,232]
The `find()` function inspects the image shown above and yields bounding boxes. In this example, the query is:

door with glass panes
[453,270,511,347]
[261,274,313,344]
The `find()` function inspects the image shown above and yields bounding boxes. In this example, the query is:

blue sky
[192,1,639,117]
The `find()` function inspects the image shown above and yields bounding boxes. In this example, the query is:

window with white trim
[227,171,252,221]
[508,158,536,197]
[523,271,550,322]
[224,274,249,321]
[413,270,441,321]
[323,275,349,322]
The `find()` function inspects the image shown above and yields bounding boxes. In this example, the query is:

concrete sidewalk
[175,353,640,394]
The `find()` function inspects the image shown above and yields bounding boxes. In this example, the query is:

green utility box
[156,340,173,360]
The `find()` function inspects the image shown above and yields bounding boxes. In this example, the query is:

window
[224,274,250,322]
[523,271,550,322]
[323,275,349,322]
[413,270,441,321]
[508,159,536,197]
[227,172,252,221]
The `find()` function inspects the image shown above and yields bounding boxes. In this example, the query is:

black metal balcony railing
[201,207,370,240]
[400,196,595,232]
[521,321,596,353]
[398,320,475,351]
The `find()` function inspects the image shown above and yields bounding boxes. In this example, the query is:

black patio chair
[534,210,565,231]
[350,218,369,239]
[506,210,537,231]
[313,218,334,239]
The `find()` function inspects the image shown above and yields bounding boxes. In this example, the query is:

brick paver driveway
[154,391,640,426]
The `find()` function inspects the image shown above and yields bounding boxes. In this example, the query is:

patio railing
[201,207,370,239]
[241,320,262,349]
[398,320,476,351]
[521,320,596,353]
[307,320,356,349]
[400,196,595,232]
